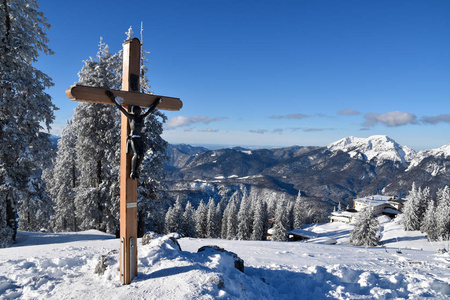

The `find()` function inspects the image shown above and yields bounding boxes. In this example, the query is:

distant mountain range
[164,135,450,208]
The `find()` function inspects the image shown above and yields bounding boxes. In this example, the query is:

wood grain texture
[66,85,182,111]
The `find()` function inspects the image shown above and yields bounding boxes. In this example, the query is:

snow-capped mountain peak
[407,143,450,171]
[327,135,417,164]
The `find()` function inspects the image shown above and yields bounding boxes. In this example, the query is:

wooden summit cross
[66,38,182,285]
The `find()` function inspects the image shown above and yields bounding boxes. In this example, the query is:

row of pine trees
[164,191,325,241]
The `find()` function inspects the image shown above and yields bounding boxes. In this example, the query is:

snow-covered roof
[331,211,358,218]
[354,195,392,207]
[383,207,401,215]
[287,229,318,239]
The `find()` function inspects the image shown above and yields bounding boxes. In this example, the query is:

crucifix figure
[106,90,161,179]
[66,38,182,285]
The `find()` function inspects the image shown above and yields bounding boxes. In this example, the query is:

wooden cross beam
[66,38,182,285]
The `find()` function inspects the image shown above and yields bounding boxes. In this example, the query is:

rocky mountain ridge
[163,135,450,209]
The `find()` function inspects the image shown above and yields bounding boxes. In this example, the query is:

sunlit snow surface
[0,217,449,299]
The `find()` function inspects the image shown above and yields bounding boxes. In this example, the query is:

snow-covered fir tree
[220,201,230,238]
[237,194,253,240]
[195,200,208,238]
[421,199,438,242]
[72,38,122,233]
[436,186,450,240]
[251,198,269,241]
[46,121,78,232]
[271,197,289,242]
[164,197,183,234]
[293,192,315,228]
[403,183,422,231]
[349,207,380,247]
[287,200,295,230]
[214,197,226,237]
[0,0,57,246]
[226,199,239,240]
[182,201,196,237]
[206,198,220,238]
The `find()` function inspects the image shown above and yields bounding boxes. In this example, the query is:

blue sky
[35,0,450,150]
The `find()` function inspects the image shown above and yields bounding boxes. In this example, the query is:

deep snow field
[0,215,449,300]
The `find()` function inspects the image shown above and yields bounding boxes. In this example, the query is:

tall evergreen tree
[46,121,78,232]
[251,198,268,241]
[403,183,421,231]
[237,195,252,240]
[294,192,311,228]
[421,199,438,242]
[206,198,219,238]
[73,38,122,233]
[272,197,289,242]
[350,207,380,247]
[0,0,57,246]
[220,201,230,239]
[182,201,196,237]
[164,196,183,234]
[436,186,450,240]
[195,200,208,238]
[226,200,238,240]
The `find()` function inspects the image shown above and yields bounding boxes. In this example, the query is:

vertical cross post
[120,38,140,285]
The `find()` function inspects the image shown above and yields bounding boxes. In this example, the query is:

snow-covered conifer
[73,38,122,233]
[237,195,252,240]
[195,201,208,238]
[421,199,438,241]
[47,121,78,232]
[294,192,312,228]
[272,197,289,242]
[403,183,421,231]
[436,186,450,240]
[220,203,229,239]
[206,198,219,238]
[349,207,380,247]
[251,198,269,241]
[226,200,239,240]
[164,197,183,234]
[182,201,196,237]
[0,0,57,246]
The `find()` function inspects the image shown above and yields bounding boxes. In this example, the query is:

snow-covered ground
[1,216,449,299]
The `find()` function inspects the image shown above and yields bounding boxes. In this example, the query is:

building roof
[354,195,393,207]
[287,229,318,239]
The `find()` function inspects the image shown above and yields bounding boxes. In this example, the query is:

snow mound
[327,135,417,164]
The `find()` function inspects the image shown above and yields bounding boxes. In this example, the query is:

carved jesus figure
[106,90,161,179]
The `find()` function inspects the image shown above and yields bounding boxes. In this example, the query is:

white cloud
[363,111,417,127]
[268,113,309,119]
[421,114,450,124]
[338,109,361,116]
[166,115,228,128]
[249,129,268,134]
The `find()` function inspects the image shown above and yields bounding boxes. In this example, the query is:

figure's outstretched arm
[142,98,162,118]
[105,90,132,118]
